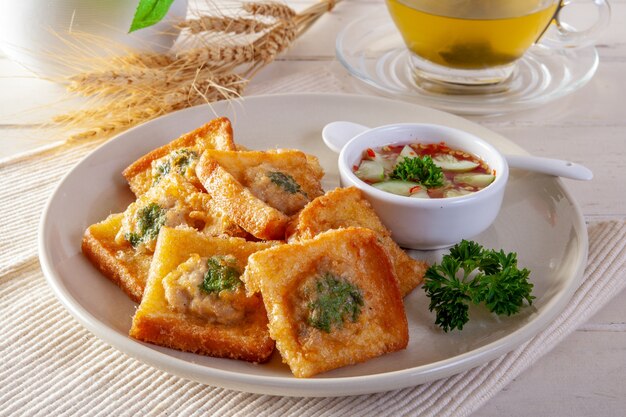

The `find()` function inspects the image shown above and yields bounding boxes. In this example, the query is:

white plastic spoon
[322,121,593,181]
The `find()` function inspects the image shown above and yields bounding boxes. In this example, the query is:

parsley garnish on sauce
[307,273,364,333]
[125,203,166,247]
[423,240,534,332]
[267,171,307,196]
[391,155,444,188]
[201,256,242,294]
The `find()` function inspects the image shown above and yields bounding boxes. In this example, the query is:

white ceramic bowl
[326,122,509,249]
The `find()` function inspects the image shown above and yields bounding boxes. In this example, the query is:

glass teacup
[386,0,611,90]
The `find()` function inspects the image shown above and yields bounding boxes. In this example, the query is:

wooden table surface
[1,1,625,415]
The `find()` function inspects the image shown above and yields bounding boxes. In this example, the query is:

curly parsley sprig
[391,155,444,188]
[423,240,534,332]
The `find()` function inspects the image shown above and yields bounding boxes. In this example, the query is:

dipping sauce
[353,142,495,198]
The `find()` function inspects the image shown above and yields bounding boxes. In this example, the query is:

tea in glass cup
[386,0,610,88]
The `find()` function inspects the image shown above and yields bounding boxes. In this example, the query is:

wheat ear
[52,0,342,142]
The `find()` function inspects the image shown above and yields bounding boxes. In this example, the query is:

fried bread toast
[82,174,245,302]
[82,213,152,303]
[130,227,277,362]
[122,117,237,196]
[286,186,428,297]
[241,227,408,377]
[195,149,324,240]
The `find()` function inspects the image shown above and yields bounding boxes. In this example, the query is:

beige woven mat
[2,111,626,417]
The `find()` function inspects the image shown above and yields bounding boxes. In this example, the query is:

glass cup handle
[540,0,611,49]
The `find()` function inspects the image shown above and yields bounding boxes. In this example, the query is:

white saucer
[336,14,599,115]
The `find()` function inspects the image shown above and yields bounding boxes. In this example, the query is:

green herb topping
[307,273,364,333]
[267,171,307,196]
[125,203,166,247]
[153,149,198,184]
[423,240,534,332]
[201,256,242,294]
[391,155,444,188]
[173,149,197,170]
[153,161,171,182]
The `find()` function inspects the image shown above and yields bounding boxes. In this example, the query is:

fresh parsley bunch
[423,240,534,332]
[391,155,444,188]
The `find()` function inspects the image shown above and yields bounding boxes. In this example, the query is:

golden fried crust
[81,213,151,303]
[286,187,428,297]
[131,174,246,241]
[266,148,325,182]
[286,187,390,239]
[130,227,278,363]
[122,117,236,196]
[304,154,324,182]
[242,227,408,377]
[195,154,291,240]
[201,149,324,203]
[82,175,245,302]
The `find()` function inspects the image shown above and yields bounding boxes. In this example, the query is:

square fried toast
[286,186,428,297]
[82,174,244,302]
[130,227,277,362]
[195,149,324,240]
[241,227,408,377]
[122,117,237,196]
[82,213,153,303]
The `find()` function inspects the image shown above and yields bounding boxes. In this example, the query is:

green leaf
[129,0,176,33]
[423,257,472,332]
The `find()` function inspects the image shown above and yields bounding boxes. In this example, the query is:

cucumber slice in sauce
[395,145,418,164]
[372,180,420,196]
[454,173,495,187]
[354,160,384,182]
[409,188,430,199]
[432,154,479,172]
[365,148,395,172]
[444,189,473,198]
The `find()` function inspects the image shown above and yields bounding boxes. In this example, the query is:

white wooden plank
[477,329,626,417]
[483,125,626,219]
[581,290,626,328]
[0,57,81,125]
[475,62,626,127]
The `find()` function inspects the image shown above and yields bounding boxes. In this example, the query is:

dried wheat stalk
[52,0,341,142]
[243,2,296,20]
[179,16,271,35]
